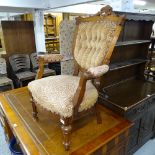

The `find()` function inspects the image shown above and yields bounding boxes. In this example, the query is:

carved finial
[95,5,114,16]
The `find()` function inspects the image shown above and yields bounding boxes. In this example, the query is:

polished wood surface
[0,87,132,155]
[103,78,155,109]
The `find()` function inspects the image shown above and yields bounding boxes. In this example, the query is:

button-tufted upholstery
[74,21,117,70]
[28,75,98,117]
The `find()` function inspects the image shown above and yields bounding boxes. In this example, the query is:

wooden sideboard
[99,12,155,154]
[0,87,132,155]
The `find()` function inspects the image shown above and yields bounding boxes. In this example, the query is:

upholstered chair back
[0,58,7,75]
[74,19,118,70]
[59,19,76,75]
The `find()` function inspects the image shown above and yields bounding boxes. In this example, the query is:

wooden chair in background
[28,5,124,151]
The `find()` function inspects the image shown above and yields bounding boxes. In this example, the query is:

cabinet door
[127,119,140,151]
[139,110,155,141]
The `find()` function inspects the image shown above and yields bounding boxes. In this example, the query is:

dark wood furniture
[0,87,132,155]
[99,12,155,154]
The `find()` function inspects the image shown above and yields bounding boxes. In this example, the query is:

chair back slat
[9,54,31,72]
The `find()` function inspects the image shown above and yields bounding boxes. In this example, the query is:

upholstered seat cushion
[16,71,36,81]
[0,77,13,86]
[28,75,98,118]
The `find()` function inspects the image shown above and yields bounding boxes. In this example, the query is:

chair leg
[94,104,102,124]
[60,117,72,151]
[30,97,38,120]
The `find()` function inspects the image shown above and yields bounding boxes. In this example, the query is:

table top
[0,87,132,155]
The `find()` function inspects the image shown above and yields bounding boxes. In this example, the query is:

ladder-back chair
[28,6,125,151]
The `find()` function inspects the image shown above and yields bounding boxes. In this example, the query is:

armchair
[28,5,124,151]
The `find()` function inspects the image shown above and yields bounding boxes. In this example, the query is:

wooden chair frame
[29,5,125,151]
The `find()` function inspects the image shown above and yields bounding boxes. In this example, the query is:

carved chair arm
[35,54,63,79]
[39,54,63,63]
[86,65,109,78]
[73,65,109,114]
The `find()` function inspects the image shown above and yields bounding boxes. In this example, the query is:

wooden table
[0,87,132,155]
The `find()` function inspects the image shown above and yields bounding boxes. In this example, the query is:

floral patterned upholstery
[87,65,109,78]
[28,75,98,117]
[59,19,76,75]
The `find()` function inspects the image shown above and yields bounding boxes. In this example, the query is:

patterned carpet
[0,124,155,155]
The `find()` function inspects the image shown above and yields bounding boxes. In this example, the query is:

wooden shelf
[116,40,151,47]
[110,58,147,71]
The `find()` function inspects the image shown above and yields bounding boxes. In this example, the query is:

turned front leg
[60,117,72,151]
[30,97,38,120]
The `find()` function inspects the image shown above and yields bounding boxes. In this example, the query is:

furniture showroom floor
[0,124,155,155]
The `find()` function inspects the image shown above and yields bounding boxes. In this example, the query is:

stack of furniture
[99,12,155,154]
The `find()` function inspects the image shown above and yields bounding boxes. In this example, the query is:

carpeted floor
[0,124,155,155]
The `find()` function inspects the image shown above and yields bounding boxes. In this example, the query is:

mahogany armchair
[28,5,124,151]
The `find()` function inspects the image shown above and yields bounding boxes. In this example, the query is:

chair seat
[16,71,36,81]
[28,75,98,118]
[0,77,13,86]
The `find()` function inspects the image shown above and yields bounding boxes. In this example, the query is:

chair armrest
[86,65,109,78]
[38,54,63,63]
[35,54,63,80]
[73,65,109,114]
